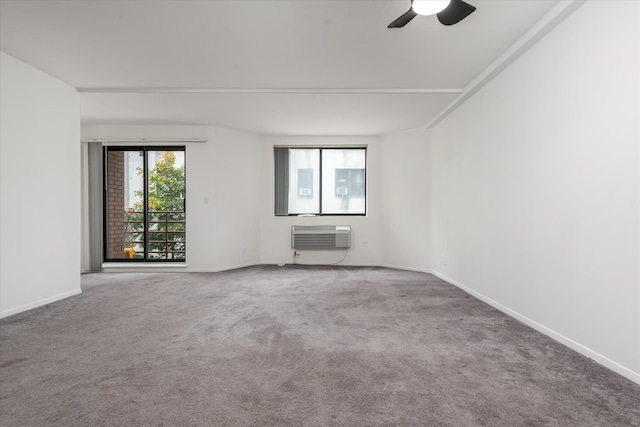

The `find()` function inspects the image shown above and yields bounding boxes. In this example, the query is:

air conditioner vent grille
[291,226,351,249]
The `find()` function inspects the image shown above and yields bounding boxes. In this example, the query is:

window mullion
[143,149,149,261]
[318,148,323,215]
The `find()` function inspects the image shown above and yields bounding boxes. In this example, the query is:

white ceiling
[0,0,570,136]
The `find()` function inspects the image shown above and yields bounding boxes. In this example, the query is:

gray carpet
[1,265,639,426]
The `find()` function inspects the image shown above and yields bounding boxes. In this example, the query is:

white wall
[81,125,263,272]
[430,1,639,383]
[0,53,81,318]
[380,127,432,272]
[260,136,384,266]
[82,131,388,269]
[81,129,433,271]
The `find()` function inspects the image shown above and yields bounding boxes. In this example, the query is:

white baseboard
[257,261,432,273]
[101,262,188,272]
[431,270,640,386]
[0,288,82,319]
[377,263,433,274]
[184,262,260,273]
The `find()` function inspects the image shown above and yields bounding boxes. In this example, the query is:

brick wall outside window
[106,151,125,259]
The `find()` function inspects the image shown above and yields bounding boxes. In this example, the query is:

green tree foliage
[139,151,185,211]
[128,151,186,259]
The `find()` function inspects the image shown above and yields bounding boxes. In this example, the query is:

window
[297,168,314,197]
[104,147,186,261]
[335,168,365,197]
[274,147,366,215]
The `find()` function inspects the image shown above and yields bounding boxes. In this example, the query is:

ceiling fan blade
[388,8,418,28]
[437,0,476,26]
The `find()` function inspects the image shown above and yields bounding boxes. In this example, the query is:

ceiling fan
[388,0,476,28]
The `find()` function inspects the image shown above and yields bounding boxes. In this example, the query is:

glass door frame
[103,146,186,262]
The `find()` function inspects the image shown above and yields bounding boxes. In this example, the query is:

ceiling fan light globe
[412,0,451,16]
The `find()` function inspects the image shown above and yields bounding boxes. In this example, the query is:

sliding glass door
[104,147,186,261]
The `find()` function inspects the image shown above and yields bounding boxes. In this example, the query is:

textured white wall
[1,53,81,317]
[430,1,640,382]
[81,124,263,272]
[380,127,432,272]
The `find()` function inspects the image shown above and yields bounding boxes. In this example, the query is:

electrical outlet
[362,241,369,248]
[440,255,448,266]
[242,247,246,255]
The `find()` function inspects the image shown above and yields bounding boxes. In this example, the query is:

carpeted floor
[1,265,639,426]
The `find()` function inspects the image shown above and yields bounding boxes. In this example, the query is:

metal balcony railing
[124,210,185,260]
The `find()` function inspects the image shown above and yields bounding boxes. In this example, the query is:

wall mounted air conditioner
[291,225,351,249]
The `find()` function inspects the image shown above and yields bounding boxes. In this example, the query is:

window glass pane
[124,150,145,259]
[322,149,366,214]
[146,151,186,260]
[288,149,320,214]
[106,150,144,259]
